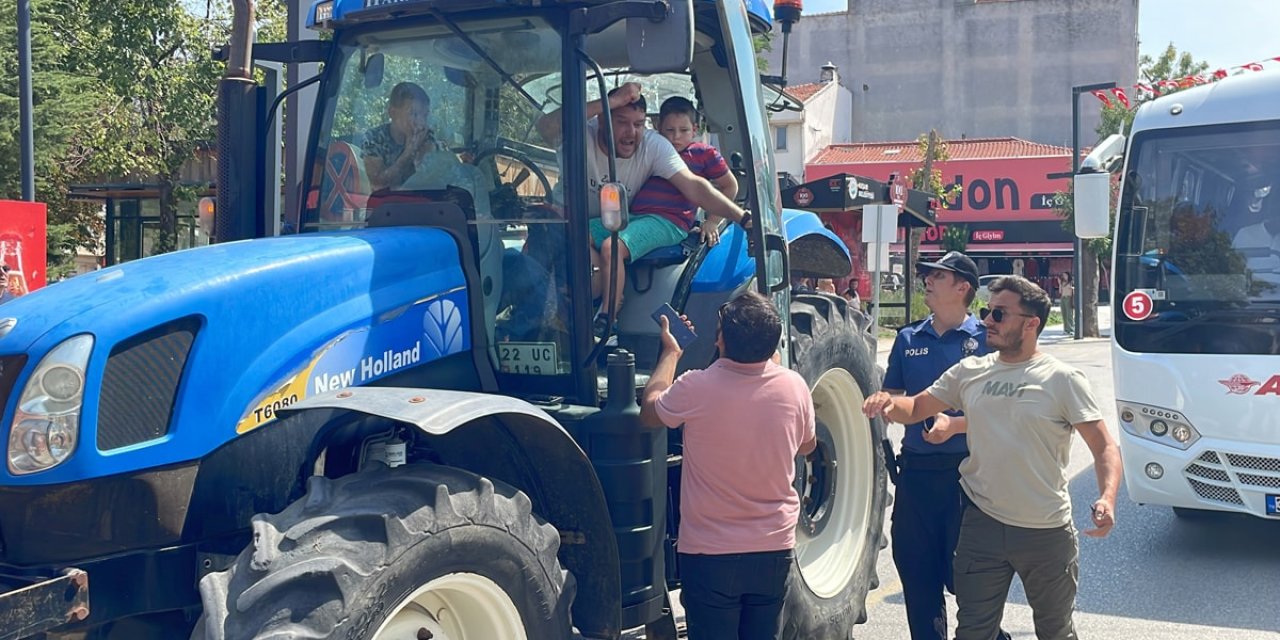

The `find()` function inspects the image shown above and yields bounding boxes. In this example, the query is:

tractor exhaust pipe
[216,0,263,243]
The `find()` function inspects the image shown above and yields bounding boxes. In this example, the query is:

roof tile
[810,137,1073,164]
[783,81,828,103]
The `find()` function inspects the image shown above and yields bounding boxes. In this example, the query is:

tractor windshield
[1113,121,1280,354]
[302,15,575,377]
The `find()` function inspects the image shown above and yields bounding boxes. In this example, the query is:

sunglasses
[979,307,1034,323]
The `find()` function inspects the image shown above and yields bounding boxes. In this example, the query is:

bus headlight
[8,335,93,475]
[1116,401,1200,450]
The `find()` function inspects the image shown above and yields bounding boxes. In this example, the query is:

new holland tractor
[0,1,890,638]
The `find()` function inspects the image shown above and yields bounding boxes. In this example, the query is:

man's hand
[861,391,895,418]
[609,82,643,109]
[657,314,693,356]
[923,414,958,445]
[699,217,722,247]
[407,126,433,161]
[1083,498,1116,537]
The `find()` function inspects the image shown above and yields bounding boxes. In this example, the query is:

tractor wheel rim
[372,572,527,640]
[795,367,874,598]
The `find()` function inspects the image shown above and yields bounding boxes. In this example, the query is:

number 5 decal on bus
[1123,290,1154,321]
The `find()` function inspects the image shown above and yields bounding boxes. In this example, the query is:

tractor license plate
[1267,494,1280,516]
[498,342,558,376]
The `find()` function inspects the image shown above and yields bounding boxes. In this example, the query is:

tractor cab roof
[308,0,774,35]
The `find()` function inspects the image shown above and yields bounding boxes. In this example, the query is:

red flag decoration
[1094,55,1280,115]
[1110,87,1130,108]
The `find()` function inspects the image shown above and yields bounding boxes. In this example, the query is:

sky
[803,0,1280,73]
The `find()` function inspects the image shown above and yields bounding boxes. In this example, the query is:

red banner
[0,200,48,296]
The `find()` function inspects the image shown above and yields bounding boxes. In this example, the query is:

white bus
[1075,70,1280,519]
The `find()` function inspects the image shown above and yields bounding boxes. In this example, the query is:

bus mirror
[1081,133,1126,173]
[627,0,693,73]
[1074,173,1111,238]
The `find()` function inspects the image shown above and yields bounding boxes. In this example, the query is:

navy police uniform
[884,313,987,640]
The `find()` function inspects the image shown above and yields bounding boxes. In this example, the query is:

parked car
[880,272,905,292]
[976,274,1004,303]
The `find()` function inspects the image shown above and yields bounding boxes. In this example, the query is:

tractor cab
[297,2,782,402]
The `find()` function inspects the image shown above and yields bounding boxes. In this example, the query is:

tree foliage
[940,224,968,254]
[907,130,957,203]
[1097,43,1210,138]
[1,0,286,266]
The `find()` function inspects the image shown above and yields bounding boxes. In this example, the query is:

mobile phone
[651,303,697,349]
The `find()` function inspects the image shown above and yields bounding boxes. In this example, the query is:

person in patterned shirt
[629,97,738,247]
[361,82,437,191]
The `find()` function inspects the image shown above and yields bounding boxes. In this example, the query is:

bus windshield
[1113,121,1280,354]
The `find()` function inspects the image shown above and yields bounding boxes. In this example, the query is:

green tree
[907,130,954,201]
[940,224,968,253]
[1097,43,1210,138]
[73,0,232,254]
[906,130,962,266]
[0,0,112,270]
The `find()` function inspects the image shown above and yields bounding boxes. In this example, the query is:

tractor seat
[631,231,701,268]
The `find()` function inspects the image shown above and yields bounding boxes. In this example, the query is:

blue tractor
[0,1,889,638]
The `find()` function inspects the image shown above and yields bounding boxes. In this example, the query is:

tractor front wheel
[192,464,574,640]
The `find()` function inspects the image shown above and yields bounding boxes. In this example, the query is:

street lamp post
[1070,81,1115,340]
[18,0,35,201]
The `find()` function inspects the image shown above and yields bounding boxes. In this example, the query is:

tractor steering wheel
[472,147,554,206]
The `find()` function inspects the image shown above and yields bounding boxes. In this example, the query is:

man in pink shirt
[640,292,816,640]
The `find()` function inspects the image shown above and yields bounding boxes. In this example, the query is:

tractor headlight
[8,335,93,475]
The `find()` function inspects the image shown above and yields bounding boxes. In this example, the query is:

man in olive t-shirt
[862,275,1122,640]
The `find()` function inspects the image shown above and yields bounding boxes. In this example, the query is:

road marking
[865,575,903,609]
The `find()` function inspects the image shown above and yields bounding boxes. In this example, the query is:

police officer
[882,251,1002,640]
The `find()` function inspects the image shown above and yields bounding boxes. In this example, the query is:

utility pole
[18,0,35,200]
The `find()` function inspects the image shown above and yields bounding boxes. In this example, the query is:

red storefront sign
[0,200,48,295]
[808,156,1073,222]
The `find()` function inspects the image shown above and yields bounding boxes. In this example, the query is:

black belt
[898,452,967,471]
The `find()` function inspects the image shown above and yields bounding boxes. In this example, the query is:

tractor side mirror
[626,0,693,73]
[363,52,384,89]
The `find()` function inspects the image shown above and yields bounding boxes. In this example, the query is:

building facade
[807,136,1080,294]
[771,64,854,182]
[765,0,1139,146]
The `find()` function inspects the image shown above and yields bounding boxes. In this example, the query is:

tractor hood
[0,228,464,353]
[1,227,471,483]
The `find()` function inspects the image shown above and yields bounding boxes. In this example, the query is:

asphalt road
[855,306,1280,640]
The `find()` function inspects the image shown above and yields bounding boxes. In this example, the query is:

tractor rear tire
[781,292,890,638]
[192,464,574,640]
